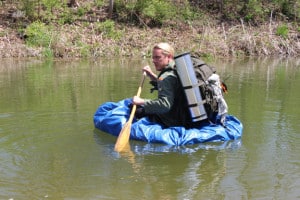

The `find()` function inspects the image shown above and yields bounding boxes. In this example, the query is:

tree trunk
[108,0,114,18]
[68,0,79,7]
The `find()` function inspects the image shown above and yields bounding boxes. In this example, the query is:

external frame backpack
[175,53,228,125]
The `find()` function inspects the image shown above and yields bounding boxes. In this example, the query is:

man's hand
[143,65,157,81]
[133,96,145,105]
[128,103,146,119]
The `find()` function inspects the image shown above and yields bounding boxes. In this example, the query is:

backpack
[175,53,228,126]
[150,55,227,126]
[190,55,227,123]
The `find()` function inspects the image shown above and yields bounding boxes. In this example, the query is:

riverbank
[0,4,299,59]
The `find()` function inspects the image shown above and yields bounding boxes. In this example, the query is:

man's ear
[167,54,173,59]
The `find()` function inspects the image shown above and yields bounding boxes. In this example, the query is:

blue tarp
[93,99,243,146]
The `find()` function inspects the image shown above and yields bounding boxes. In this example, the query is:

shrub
[21,0,38,20]
[139,0,174,23]
[115,0,175,26]
[42,0,62,13]
[58,9,75,24]
[25,21,53,47]
[276,24,289,39]
[95,20,122,40]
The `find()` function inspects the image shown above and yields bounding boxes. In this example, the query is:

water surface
[0,57,299,199]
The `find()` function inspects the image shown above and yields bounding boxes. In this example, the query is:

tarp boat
[93,99,243,146]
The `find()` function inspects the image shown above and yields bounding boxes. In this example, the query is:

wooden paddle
[114,72,146,152]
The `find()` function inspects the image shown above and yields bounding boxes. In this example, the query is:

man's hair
[153,43,174,57]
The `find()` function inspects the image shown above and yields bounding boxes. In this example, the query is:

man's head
[152,43,174,71]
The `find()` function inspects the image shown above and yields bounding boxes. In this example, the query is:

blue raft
[93,99,243,146]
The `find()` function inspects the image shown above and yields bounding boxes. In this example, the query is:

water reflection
[93,128,242,199]
[224,57,300,200]
[94,129,242,153]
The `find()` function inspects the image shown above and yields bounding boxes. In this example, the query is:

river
[0,57,299,199]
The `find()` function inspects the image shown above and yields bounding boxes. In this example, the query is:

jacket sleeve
[144,74,177,114]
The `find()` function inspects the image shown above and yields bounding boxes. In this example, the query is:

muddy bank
[0,19,299,59]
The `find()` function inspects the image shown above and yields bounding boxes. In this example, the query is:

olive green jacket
[144,62,192,128]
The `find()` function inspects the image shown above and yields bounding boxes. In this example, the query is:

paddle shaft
[114,72,146,152]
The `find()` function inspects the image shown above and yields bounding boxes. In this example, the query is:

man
[132,43,193,128]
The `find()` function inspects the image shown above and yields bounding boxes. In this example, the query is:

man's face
[152,48,171,71]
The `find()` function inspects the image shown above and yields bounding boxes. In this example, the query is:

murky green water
[0,57,299,199]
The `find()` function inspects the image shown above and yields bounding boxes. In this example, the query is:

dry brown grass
[0,17,299,58]
[0,0,299,58]
[187,20,300,58]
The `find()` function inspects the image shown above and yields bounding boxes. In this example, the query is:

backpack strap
[157,67,175,79]
[150,67,176,92]
[187,100,207,107]
[181,81,205,90]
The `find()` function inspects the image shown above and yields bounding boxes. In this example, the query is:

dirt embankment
[0,4,299,59]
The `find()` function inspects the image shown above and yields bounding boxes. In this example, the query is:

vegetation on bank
[0,0,299,58]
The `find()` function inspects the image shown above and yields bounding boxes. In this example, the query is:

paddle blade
[114,121,132,152]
